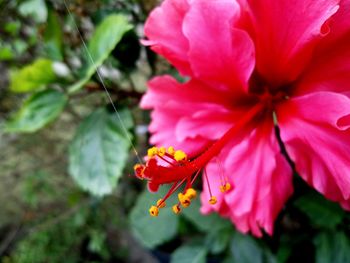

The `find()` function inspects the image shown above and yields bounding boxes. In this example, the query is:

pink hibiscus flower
[136,0,350,236]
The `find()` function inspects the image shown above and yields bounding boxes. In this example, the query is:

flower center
[135,79,290,217]
[134,100,270,217]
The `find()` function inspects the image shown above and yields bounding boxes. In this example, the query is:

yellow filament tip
[178,193,191,208]
[209,196,217,205]
[174,150,187,162]
[220,183,231,193]
[149,206,159,217]
[147,147,158,158]
[172,204,181,214]
[167,146,175,156]
[157,199,166,208]
[158,147,166,157]
[185,188,197,199]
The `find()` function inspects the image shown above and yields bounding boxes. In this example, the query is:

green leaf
[4,89,67,133]
[10,59,56,93]
[182,197,231,233]
[294,192,345,228]
[4,21,21,36]
[265,250,278,263]
[68,107,132,196]
[68,14,132,93]
[276,245,292,263]
[13,39,28,55]
[88,230,106,254]
[18,0,48,23]
[129,187,179,249]
[314,231,350,263]
[44,10,63,60]
[229,233,277,263]
[180,195,233,255]
[171,244,207,263]
[230,232,263,263]
[205,226,232,254]
[0,45,14,61]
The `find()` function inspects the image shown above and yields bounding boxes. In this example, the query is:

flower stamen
[220,182,231,193]
[209,196,217,205]
[158,146,166,157]
[157,198,166,208]
[174,150,187,162]
[178,192,191,207]
[167,146,175,156]
[147,146,158,158]
[185,188,197,199]
[149,206,159,217]
[136,102,265,217]
[216,158,232,193]
[204,168,217,206]
[172,204,181,214]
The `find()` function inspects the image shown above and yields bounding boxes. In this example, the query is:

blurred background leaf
[170,244,207,263]
[68,107,133,196]
[4,89,67,133]
[314,231,350,263]
[129,187,179,249]
[68,14,132,93]
[10,59,56,93]
[230,232,264,263]
[294,191,345,228]
[44,9,63,61]
[18,0,47,23]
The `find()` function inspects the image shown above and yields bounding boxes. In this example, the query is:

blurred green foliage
[5,89,68,132]
[1,0,350,263]
[69,107,133,196]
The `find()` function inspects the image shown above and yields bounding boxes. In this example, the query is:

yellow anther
[167,146,175,156]
[158,147,166,157]
[178,193,191,208]
[147,147,158,158]
[157,199,166,208]
[185,188,197,199]
[149,206,159,217]
[220,183,232,193]
[209,196,217,205]
[174,150,187,162]
[172,205,181,214]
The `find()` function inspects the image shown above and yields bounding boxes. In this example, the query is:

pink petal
[148,109,209,155]
[201,120,293,237]
[144,0,192,75]
[318,0,350,48]
[176,108,247,141]
[241,0,340,87]
[293,34,350,96]
[141,76,253,146]
[140,76,251,156]
[277,92,350,208]
[182,0,255,93]
[141,76,240,110]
